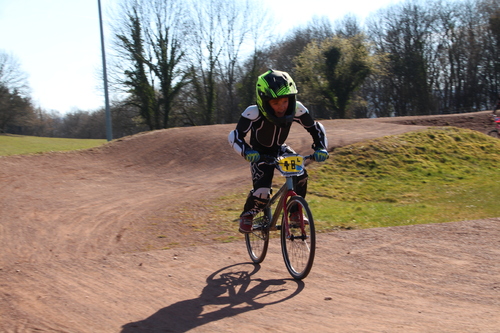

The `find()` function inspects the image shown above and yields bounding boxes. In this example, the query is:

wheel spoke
[245,208,270,264]
[281,196,315,279]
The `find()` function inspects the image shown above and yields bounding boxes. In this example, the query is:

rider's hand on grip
[245,150,260,163]
[313,149,329,162]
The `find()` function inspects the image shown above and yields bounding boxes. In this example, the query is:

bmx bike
[245,153,316,280]
[487,116,500,138]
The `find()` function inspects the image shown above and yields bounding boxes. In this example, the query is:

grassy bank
[0,134,106,156]
[216,127,500,234]
[308,127,500,230]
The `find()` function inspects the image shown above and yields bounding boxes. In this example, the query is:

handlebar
[258,154,314,166]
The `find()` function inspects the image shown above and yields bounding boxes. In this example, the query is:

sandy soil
[0,111,498,332]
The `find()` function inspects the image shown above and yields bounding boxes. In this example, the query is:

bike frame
[267,177,297,233]
[260,155,310,235]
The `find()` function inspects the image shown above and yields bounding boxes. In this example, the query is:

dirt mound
[1,111,498,332]
[382,111,494,134]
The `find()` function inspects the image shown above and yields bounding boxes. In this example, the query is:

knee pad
[253,187,271,200]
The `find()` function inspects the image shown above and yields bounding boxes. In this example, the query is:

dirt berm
[0,111,498,332]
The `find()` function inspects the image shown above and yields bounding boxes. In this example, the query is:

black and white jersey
[228,101,328,157]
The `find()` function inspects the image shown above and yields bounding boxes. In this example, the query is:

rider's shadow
[121,263,304,332]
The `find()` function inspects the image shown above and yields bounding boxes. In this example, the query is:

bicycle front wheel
[281,196,315,280]
[488,129,499,138]
[245,207,270,264]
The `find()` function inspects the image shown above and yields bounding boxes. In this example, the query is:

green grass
[0,134,106,156]
[215,127,500,233]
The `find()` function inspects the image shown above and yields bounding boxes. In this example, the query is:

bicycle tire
[281,196,315,280]
[245,207,271,264]
[488,129,500,138]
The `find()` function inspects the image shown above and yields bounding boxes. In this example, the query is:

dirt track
[1,111,499,332]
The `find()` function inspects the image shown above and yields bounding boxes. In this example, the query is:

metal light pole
[98,0,112,141]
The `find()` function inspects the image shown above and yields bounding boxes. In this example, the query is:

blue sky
[0,0,402,114]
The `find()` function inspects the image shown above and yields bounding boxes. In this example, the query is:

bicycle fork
[269,178,301,236]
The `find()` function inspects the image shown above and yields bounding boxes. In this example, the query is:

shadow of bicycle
[121,263,304,332]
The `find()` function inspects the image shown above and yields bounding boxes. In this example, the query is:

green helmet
[256,70,298,127]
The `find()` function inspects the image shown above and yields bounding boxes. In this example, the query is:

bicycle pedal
[274,225,281,231]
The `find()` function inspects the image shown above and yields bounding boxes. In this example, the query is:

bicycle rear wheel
[245,207,270,264]
[281,196,315,280]
[488,129,499,138]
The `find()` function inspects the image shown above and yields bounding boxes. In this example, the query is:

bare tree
[146,0,189,128]
[185,0,277,125]
[334,14,363,38]
[480,0,500,104]
[185,0,225,125]
[0,51,30,97]
[367,0,437,117]
[364,0,500,116]
[233,2,275,116]
[0,51,34,133]
[266,16,334,75]
[216,0,273,124]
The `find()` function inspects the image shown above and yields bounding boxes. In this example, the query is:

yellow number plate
[277,155,304,174]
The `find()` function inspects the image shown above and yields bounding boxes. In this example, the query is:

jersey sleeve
[306,121,328,150]
[228,106,257,156]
